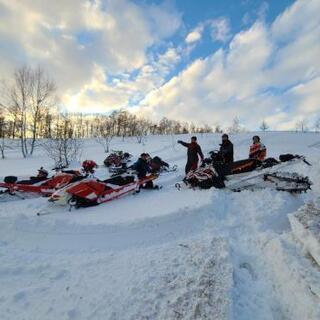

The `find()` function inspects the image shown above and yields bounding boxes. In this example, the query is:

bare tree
[42,113,82,167]
[260,119,269,131]
[0,113,8,158]
[95,115,115,152]
[228,117,244,133]
[135,118,150,144]
[29,66,56,154]
[314,118,320,133]
[1,66,56,157]
[295,119,308,132]
[214,123,223,133]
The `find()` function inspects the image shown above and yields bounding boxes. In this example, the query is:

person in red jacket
[249,135,267,161]
[178,136,204,174]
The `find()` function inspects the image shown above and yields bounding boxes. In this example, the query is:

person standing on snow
[219,134,234,164]
[249,135,267,161]
[178,136,204,174]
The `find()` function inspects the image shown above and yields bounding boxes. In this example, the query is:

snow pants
[185,161,198,175]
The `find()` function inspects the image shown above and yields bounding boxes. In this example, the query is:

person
[18,167,49,185]
[37,167,49,179]
[82,160,97,174]
[219,134,234,164]
[249,135,267,161]
[146,154,169,173]
[178,136,204,174]
[132,153,156,190]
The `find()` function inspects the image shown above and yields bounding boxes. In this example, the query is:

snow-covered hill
[1,132,320,319]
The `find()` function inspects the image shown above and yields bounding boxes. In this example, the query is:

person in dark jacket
[132,153,156,190]
[146,154,169,173]
[178,136,204,174]
[132,153,150,179]
[219,134,234,164]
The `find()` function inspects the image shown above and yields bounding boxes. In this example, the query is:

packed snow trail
[1,132,320,319]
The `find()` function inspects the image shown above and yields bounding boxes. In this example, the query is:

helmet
[38,167,49,178]
[252,135,260,142]
[82,160,97,173]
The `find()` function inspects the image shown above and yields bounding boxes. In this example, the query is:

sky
[0,0,319,130]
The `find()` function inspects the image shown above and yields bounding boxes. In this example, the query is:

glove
[177,140,182,144]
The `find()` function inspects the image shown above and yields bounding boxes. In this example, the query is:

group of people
[116,134,267,189]
[178,134,267,174]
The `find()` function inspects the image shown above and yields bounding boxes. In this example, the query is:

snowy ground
[1,132,320,319]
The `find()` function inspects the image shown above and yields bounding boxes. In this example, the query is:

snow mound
[264,236,320,319]
[289,199,320,267]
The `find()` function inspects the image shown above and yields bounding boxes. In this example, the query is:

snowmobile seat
[17,176,48,185]
[214,159,259,177]
[62,169,79,175]
[261,157,279,168]
[279,154,295,162]
[104,175,135,186]
[4,176,17,184]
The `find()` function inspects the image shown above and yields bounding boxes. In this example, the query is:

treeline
[0,66,216,159]
[1,65,319,161]
[0,108,215,141]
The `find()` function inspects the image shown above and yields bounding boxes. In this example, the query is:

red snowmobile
[49,172,159,208]
[0,167,83,198]
[0,160,98,199]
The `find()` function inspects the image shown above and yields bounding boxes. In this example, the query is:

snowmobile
[0,168,83,199]
[104,151,132,174]
[0,160,98,200]
[48,171,159,209]
[176,153,312,193]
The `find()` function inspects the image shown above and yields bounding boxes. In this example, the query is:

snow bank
[289,200,320,267]
[1,132,320,319]
[264,236,320,319]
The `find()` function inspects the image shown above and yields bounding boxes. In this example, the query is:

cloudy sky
[0,0,319,130]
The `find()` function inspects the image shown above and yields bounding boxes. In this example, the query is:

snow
[289,200,320,267]
[1,132,320,319]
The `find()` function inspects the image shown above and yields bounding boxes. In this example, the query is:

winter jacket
[219,140,234,164]
[178,141,204,164]
[132,158,150,179]
[150,156,169,171]
[249,142,266,161]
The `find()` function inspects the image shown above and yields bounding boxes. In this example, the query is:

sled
[48,173,159,208]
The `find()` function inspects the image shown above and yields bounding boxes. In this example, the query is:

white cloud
[137,0,320,130]
[185,25,204,43]
[0,0,182,109]
[0,0,319,130]
[210,18,231,42]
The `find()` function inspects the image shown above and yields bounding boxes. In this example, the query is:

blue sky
[0,0,319,130]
